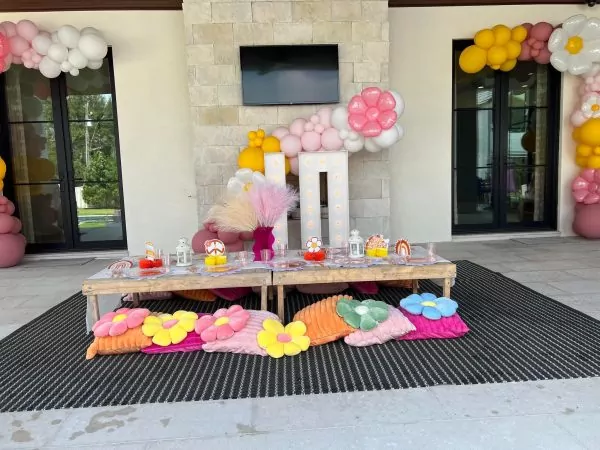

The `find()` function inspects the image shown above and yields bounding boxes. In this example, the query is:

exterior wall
[183,0,391,238]
[389,5,589,243]
[0,11,198,255]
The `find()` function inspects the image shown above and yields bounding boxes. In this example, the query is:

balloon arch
[459,14,600,239]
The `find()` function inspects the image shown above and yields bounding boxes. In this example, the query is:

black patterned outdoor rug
[1,260,600,412]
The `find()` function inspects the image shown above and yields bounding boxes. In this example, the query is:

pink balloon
[240,231,254,241]
[378,110,397,130]
[348,113,368,131]
[289,118,307,137]
[21,49,33,60]
[310,114,319,124]
[522,22,533,31]
[348,95,368,115]
[304,122,315,132]
[9,36,29,57]
[377,91,396,111]
[23,59,34,69]
[317,107,332,128]
[0,32,9,59]
[280,134,302,157]
[12,55,22,65]
[289,157,299,176]
[532,41,543,50]
[321,127,344,151]
[535,48,551,65]
[217,230,241,245]
[0,58,5,73]
[271,127,289,139]
[301,131,321,152]
[16,20,39,41]
[32,53,42,64]
[362,121,383,138]
[531,22,554,41]
[314,124,325,134]
[191,229,218,253]
[361,87,382,107]
[0,22,17,38]
[518,45,532,61]
[226,240,244,252]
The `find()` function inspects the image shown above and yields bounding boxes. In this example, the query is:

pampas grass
[207,192,258,232]
[248,182,298,227]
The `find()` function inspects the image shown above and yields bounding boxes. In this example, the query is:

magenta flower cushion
[202,310,280,356]
[142,333,204,354]
[397,308,469,340]
[349,281,379,295]
[210,287,252,301]
[344,306,415,347]
[297,283,349,295]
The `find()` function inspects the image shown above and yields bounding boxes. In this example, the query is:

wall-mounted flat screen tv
[240,44,339,106]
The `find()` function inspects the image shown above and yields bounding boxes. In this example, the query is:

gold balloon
[492,25,512,45]
[474,29,495,49]
[500,59,517,72]
[511,25,528,43]
[459,45,487,74]
[505,40,522,60]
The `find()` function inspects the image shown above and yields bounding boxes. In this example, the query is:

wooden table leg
[132,293,140,308]
[277,285,285,321]
[412,279,419,294]
[261,285,268,311]
[89,294,100,325]
[443,278,452,298]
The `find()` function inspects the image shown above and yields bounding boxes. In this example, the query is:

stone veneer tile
[339,42,363,62]
[312,22,351,42]
[183,2,211,24]
[217,85,242,105]
[239,107,279,125]
[187,45,214,65]
[331,1,362,21]
[212,2,252,23]
[352,22,384,42]
[214,44,237,64]
[194,65,236,86]
[234,23,274,44]
[252,2,293,23]
[292,2,332,22]
[354,62,381,83]
[362,1,388,22]
[364,161,391,178]
[277,105,319,124]
[197,146,240,166]
[363,42,390,63]
[273,23,313,44]
[349,180,383,199]
[192,23,233,44]
[189,86,218,106]
[381,63,389,83]
[194,125,248,146]
[381,22,390,41]
[194,106,239,125]
[339,62,354,85]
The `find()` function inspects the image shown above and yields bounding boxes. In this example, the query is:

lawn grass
[79,222,107,229]
[78,208,117,216]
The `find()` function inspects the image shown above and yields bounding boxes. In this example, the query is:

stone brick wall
[183,0,390,238]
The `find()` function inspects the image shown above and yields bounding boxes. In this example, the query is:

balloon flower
[572,94,600,127]
[347,87,397,137]
[572,169,600,205]
[549,14,600,76]
[459,24,527,74]
[519,22,553,64]
[573,118,600,169]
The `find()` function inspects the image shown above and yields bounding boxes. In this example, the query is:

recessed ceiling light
[477,86,484,89]
[522,84,528,88]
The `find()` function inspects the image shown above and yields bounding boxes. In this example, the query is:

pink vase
[573,203,600,239]
[252,226,275,261]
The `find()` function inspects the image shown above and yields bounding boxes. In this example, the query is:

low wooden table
[82,269,272,325]
[271,262,457,320]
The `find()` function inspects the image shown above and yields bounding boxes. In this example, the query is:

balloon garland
[0,20,108,78]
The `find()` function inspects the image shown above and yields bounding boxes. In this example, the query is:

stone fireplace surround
[183,0,391,244]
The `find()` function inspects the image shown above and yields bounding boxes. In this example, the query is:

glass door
[452,40,559,234]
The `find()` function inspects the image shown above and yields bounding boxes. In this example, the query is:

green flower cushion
[336,299,389,331]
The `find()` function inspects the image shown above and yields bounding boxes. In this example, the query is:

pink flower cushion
[142,333,204,354]
[297,283,349,295]
[92,308,150,337]
[397,308,470,340]
[349,281,379,295]
[195,305,251,342]
[210,287,252,301]
[344,306,415,347]
[202,310,280,356]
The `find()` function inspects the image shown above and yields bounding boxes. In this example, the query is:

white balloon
[70,68,80,77]
[236,168,253,184]
[61,60,73,72]
[38,56,62,79]
[339,129,348,140]
[390,91,405,117]
[331,106,350,131]
[252,171,266,185]
[32,35,52,56]
[372,125,402,148]
[58,25,81,49]
[87,59,104,70]
[78,34,108,61]
[48,43,68,63]
[81,27,101,36]
[68,48,88,69]
[364,139,382,153]
[51,31,60,43]
[344,135,365,153]
[227,178,244,195]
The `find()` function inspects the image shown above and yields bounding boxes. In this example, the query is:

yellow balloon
[588,155,600,169]
[257,129,266,138]
[490,64,501,70]
[262,136,281,153]
[577,144,592,157]
[487,45,508,66]
[0,180,3,191]
[474,29,495,49]
[253,138,263,148]
[500,59,517,72]
[248,131,257,140]
[238,147,265,173]
[0,156,6,181]
[284,157,291,175]
[492,25,511,45]
[573,127,581,141]
[505,40,522,60]
[459,45,487,74]
[511,25,528,43]
[577,118,600,146]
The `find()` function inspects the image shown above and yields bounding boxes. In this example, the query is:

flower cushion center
[565,36,583,55]
[277,333,292,343]
[355,305,370,316]
[421,301,437,307]
[112,313,128,323]
[336,298,389,331]
[593,104,600,112]
[214,317,230,327]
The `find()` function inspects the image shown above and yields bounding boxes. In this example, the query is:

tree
[82,152,120,208]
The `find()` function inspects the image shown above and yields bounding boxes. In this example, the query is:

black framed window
[0,49,127,253]
[452,40,560,234]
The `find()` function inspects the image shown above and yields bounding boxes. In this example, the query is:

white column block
[264,152,289,247]
[299,152,349,248]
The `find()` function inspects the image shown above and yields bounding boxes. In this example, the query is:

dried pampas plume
[207,192,258,233]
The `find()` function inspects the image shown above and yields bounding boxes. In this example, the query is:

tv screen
[240,45,339,106]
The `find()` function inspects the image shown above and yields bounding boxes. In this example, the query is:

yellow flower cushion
[292,295,355,346]
[174,289,217,302]
[86,327,152,360]
[142,311,198,347]
[257,319,310,358]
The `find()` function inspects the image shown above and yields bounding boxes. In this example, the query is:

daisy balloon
[226,168,266,195]
[548,14,600,76]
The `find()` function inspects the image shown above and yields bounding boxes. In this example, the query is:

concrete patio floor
[1,237,600,449]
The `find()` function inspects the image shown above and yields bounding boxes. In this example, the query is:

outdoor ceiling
[0,0,584,12]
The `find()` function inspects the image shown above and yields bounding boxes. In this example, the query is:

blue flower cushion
[400,293,458,320]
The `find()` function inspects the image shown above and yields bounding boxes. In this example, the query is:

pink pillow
[142,333,204,354]
[398,308,469,340]
[202,310,279,356]
[211,287,252,301]
[297,283,349,295]
[124,292,172,301]
[344,306,415,347]
[349,281,379,295]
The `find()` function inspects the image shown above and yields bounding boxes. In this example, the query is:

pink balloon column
[573,169,600,205]
[519,22,553,64]
[0,196,26,268]
[0,20,44,70]
[0,29,11,73]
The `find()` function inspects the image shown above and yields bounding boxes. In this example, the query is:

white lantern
[175,237,193,267]
[348,229,365,258]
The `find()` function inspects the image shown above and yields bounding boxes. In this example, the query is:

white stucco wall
[389,5,589,243]
[0,11,197,255]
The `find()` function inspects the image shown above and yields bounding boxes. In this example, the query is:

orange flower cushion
[174,289,217,302]
[86,327,152,360]
[292,295,355,346]
[379,280,414,289]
